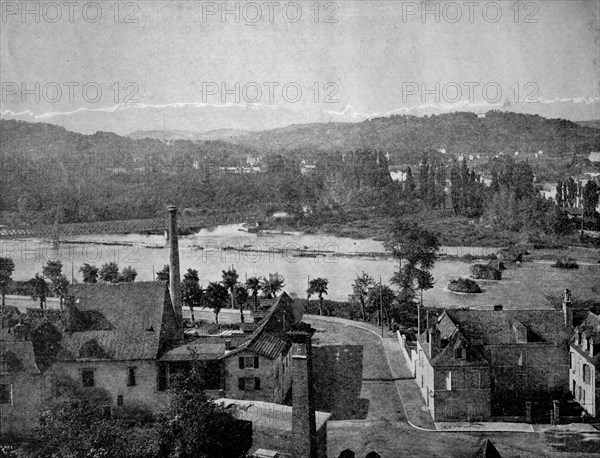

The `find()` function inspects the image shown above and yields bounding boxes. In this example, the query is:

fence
[438,246,500,257]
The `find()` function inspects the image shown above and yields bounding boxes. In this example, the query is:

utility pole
[379,275,383,338]
[418,288,423,337]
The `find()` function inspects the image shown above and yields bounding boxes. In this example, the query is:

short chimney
[562,288,573,328]
[168,205,183,336]
[288,322,317,458]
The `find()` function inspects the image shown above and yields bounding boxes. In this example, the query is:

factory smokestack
[167,205,183,335]
[289,322,317,458]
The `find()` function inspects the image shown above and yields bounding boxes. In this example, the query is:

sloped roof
[0,341,41,374]
[444,309,570,346]
[569,312,600,365]
[475,439,502,458]
[214,398,331,432]
[222,293,294,360]
[59,282,174,361]
[430,330,489,367]
[160,342,225,361]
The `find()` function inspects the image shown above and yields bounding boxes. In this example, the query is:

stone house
[569,311,600,417]
[415,300,572,422]
[0,341,45,434]
[49,281,179,414]
[220,292,296,404]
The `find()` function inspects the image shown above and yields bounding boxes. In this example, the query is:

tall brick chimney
[289,322,317,458]
[167,205,183,334]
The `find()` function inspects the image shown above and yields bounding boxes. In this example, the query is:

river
[2,224,597,309]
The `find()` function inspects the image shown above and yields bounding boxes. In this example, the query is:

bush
[552,258,579,269]
[448,278,482,293]
[470,264,502,280]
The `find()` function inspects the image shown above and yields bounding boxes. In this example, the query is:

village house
[0,340,45,435]
[0,206,301,433]
[49,281,178,415]
[569,310,600,417]
[415,294,572,422]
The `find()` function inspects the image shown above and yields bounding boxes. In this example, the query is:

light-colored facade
[569,312,600,417]
[0,342,45,434]
[414,302,571,422]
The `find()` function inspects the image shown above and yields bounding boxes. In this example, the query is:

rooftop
[214,398,331,432]
[58,282,176,361]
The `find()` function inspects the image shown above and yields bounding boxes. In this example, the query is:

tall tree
[156,264,170,282]
[234,282,249,323]
[404,167,416,199]
[221,267,239,309]
[583,180,599,217]
[43,260,69,308]
[367,283,396,328]
[384,221,440,332]
[181,268,203,323]
[350,272,374,321]
[43,260,63,281]
[245,276,262,311]
[52,274,70,309]
[0,257,15,308]
[261,273,285,299]
[157,358,251,458]
[30,273,50,309]
[99,262,120,283]
[79,263,99,283]
[118,266,138,283]
[419,157,429,201]
[204,282,229,324]
[307,277,329,316]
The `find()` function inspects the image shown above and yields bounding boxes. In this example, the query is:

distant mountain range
[128,128,251,142]
[2,111,599,168]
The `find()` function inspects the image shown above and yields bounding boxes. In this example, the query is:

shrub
[470,264,502,280]
[448,278,482,293]
[552,258,579,269]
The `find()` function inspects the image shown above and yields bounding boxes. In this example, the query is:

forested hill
[230,111,600,162]
[2,112,599,168]
[0,119,258,167]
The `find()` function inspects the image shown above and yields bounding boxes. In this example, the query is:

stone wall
[50,360,169,413]
[222,350,289,403]
[0,371,44,434]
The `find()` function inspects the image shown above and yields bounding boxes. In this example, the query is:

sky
[1,0,599,134]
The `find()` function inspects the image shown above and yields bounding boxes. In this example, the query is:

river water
[2,224,597,308]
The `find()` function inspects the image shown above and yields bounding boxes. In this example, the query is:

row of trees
[0,259,138,310]
[154,265,286,324]
[556,178,599,216]
[344,221,440,331]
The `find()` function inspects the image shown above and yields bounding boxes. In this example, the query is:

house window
[446,371,452,391]
[569,352,573,370]
[81,369,95,387]
[157,364,168,391]
[583,364,591,384]
[239,356,259,369]
[127,367,137,386]
[238,377,261,391]
[0,384,12,405]
[117,395,124,407]
[453,347,465,359]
